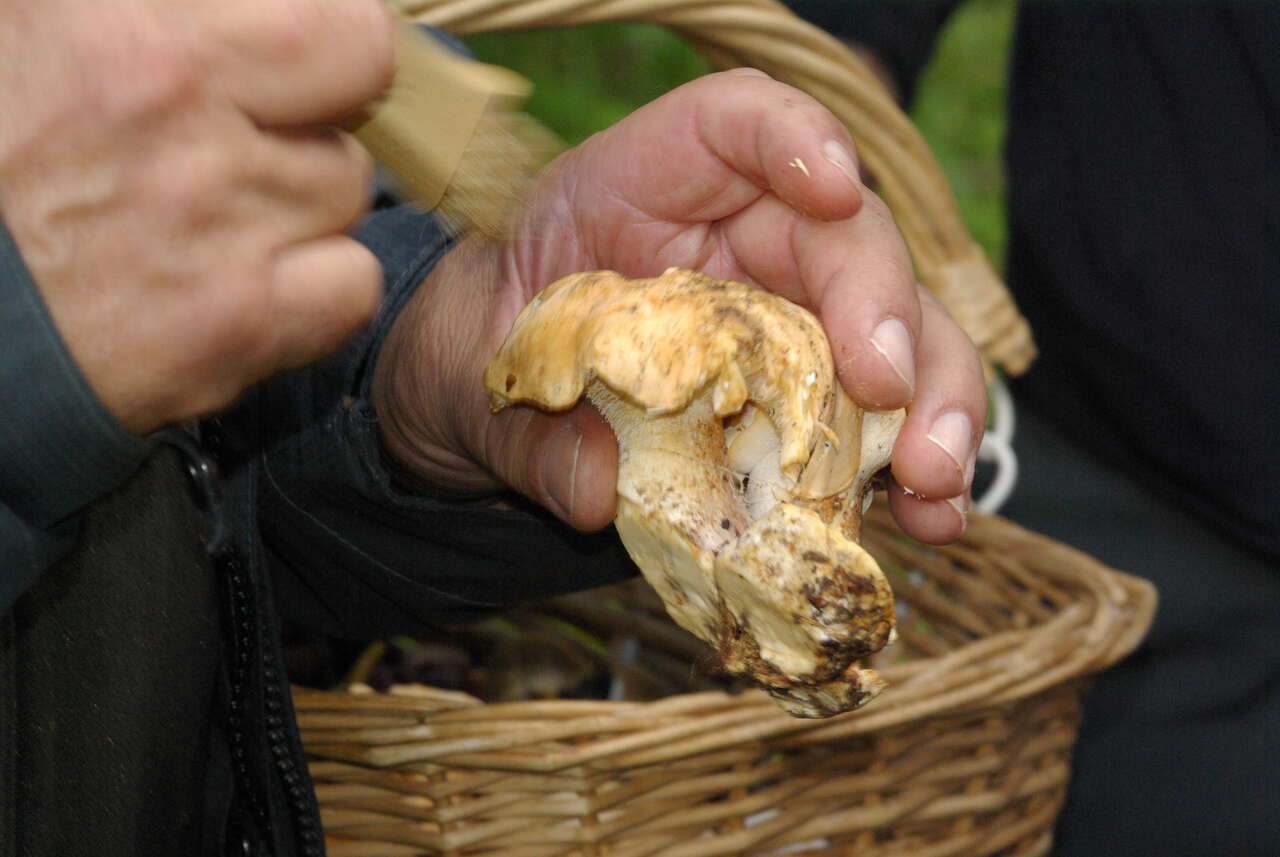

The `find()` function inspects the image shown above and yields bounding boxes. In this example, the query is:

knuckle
[352,0,397,95]
[332,132,376,224]
[725,67,772,81]
[144,143,234,222]
[296,242,383,349]
[859,188,898,226]
[166,273,272,415]
[208,268,274,352]
[351,134,377,192]
[339,244,384,325]
[863,251,917,303]
[299,0,395,96]
[706,67,776,90]
[145,45,205,109]
[248,0,322,65]
[77,24,204,124]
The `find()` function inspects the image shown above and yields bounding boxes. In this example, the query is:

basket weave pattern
[296,509,1155,856]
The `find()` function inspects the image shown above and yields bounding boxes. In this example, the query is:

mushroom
[485,268,905,717]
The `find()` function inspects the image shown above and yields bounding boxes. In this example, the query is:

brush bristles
[436,111,563,239]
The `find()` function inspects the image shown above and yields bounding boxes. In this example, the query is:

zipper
[261,637,323,856]
[171,423,323,857]
[218,533,323,856]
[218,548,272,853]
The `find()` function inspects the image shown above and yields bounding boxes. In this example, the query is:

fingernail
[926,412,973,478]
[946,495,969,533]
[542,424,582,522]
[869,318,915,394]
[822,139,861,188]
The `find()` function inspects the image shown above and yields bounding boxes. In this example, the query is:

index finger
[592,70,865,225]
[719,188,922,410]
[199,0,394,126]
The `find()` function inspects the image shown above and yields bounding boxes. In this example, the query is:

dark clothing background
[1001,2,1277,564]
[787,2,1279,855]
[790,0,1278,562]
[3,449,224,857]
[1003,410,1279,857]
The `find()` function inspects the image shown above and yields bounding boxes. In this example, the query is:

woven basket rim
[295,509,1155,775]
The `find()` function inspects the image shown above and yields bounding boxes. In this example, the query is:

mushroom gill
[484,268,905,717]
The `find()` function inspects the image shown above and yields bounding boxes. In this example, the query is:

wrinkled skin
[0,0,394,433]
[374,70,988,546]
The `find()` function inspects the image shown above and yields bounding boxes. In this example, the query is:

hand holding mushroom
[486,268,909,716]
[372,71,988,711]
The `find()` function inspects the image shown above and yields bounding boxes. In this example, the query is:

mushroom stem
[591,381,896,718]
[589,384,748,643]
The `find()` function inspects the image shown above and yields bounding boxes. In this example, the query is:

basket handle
[401,0,1036,377]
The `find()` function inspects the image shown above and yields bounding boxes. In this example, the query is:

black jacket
[1,205,637,855]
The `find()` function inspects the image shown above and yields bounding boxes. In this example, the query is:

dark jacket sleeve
[0,222,154,610]
[786,0,959,103]
[254,206,637,639]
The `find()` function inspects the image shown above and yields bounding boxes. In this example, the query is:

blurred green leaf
[911,0,1015,270]
[464,24,712,147]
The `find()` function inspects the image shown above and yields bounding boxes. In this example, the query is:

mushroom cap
[486,268,838,481]
[486,268,905,718]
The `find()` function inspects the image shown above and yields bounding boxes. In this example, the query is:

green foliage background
[464,0,1014,269]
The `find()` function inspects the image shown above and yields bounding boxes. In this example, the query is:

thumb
[482,400,619,531]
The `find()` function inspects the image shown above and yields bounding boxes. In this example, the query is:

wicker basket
[296,507,1154,856]
[292,2,1155,854]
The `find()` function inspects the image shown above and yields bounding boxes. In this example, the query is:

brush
[349,23,560,237]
